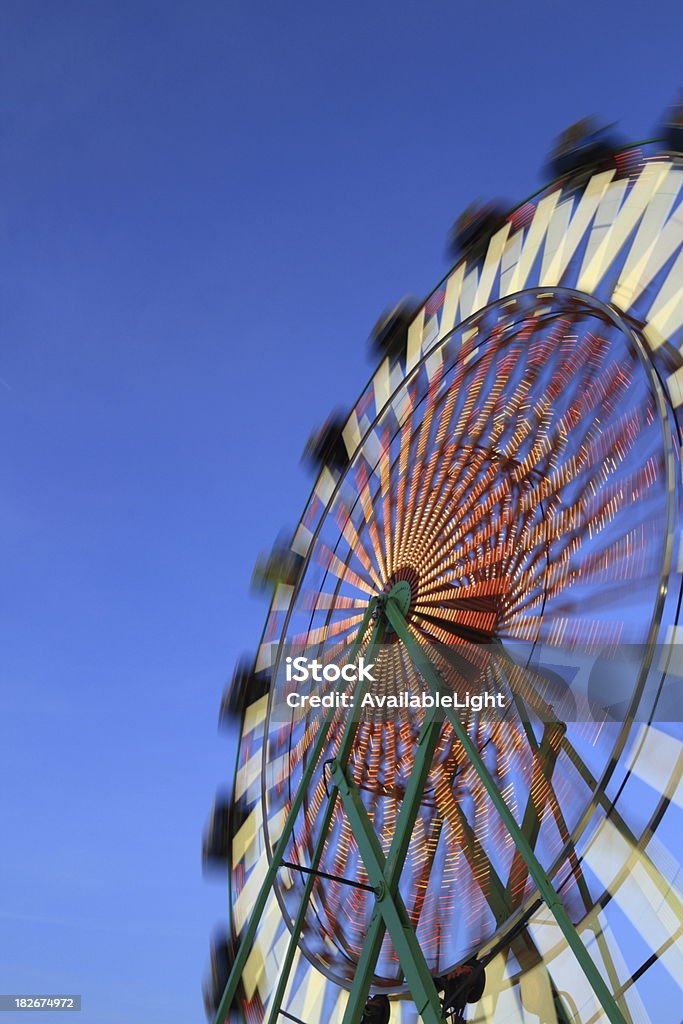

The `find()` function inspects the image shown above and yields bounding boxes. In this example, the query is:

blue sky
[0,2,681,1022]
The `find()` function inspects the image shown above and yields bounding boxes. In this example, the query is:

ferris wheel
[203,104,683,1024]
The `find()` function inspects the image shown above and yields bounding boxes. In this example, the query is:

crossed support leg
[214,594,629,1024]
[332,712,445,1024]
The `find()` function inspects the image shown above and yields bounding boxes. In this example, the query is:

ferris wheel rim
[253,284,680,989]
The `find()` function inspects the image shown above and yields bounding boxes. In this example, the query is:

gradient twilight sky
[1,3,681,1022]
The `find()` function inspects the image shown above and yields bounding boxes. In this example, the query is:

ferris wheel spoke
[290,612,366,648]
[395,371,444,568]
[302,593,370,613]
[316,544,375,596]
[332,503,384,590]
[520,402,654,519]
[354,462,389,581]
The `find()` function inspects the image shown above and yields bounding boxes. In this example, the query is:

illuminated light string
[257,309,670,981]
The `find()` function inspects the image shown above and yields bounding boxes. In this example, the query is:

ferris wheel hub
[384,579,412,618]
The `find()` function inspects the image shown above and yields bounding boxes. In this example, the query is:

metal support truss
[213,598,382,1024]
[214,593,629,1024]
[336,710,444,1024]
[383,595,627,1024]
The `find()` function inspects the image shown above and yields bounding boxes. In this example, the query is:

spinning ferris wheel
[203,106,683,1024]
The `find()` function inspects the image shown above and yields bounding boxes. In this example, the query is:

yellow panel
[502,190,561,296]
[242,939,265,1002]
[437,262,466,341]
[235,749,262,800]
[294,968,326,1021]
[373,357,391,412]
[243,693,268,734]
[405,305,426,374]
[272,584,294,610]
[518,962,556,1020]
[232,807,263,868]
[342,411,362,458]
[233,848,267,924]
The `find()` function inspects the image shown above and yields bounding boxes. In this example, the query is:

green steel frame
[214,593,628,1024]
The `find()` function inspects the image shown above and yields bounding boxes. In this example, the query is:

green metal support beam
[330,759,445,1024]
[340,710,443,1024]
[383,595,627,1024]
[263,613,389,1024]
[212,599,381,1024]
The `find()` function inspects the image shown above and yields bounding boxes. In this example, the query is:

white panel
[644,249,683,349]
[459,264,481,320]
[360,430,383,476]
[389,360,405,394]
[426,349,443,381]
[666,365,683,408]
[578,178,629,282]
[473,221,511,311]
[579,163,672,294]
[255,643,273,672]
[235,749,262,799]
[327,987,348,1024]
[625,724,683,809]
[612,168,683,309]
[314,466,337,505]
[582,819,683,985]
[500,228,523,296]
[422,312,440,354]
[540,170,615,286]
[391,387,413,426]
[267,805,288,844]
[292,523,313,557]
[502,190,561,296]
